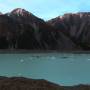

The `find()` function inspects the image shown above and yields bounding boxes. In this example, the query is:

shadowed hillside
[0,9,90,51]
[0,8,81,51]
[48,12,90,50]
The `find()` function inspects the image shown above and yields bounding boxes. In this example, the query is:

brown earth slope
[0,76,89,90]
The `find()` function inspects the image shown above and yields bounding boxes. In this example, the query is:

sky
[0,0,90,20]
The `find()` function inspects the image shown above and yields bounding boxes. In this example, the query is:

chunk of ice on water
[51,56,56,60]
[20,59,24,62]
[18,73,22,76]
[88,59,90,61]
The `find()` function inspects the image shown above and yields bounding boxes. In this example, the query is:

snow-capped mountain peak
[11,8,30,16]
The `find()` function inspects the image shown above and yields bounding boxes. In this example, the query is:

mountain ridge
[47,12,90,50]
[0,8,90,50]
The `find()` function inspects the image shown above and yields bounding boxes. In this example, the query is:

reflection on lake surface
[0,53,90,86]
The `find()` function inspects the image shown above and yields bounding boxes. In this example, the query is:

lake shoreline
[0,49,89,54]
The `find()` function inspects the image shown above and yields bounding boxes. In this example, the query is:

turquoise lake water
[0,53,90,86]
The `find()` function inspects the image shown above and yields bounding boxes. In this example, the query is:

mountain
[11,8,30,16]
[0,8,79,50]
[47,12,90,50]
[0,76,90,90]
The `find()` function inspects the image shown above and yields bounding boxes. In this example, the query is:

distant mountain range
[0,76,89,90]
[0,8,90,51]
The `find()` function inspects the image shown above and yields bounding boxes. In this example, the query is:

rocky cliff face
[0,8,79,50]
[0,76,89,90]
[48,12,90,50]
[0,15,20,49]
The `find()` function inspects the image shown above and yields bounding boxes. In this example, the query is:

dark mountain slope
[47,12,90,50]
[0,15,20,49]
[0,8,79,50]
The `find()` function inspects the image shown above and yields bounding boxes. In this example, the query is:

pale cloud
[0,3,5,8]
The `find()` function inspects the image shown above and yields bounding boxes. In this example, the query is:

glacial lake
[0,53,90,86]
